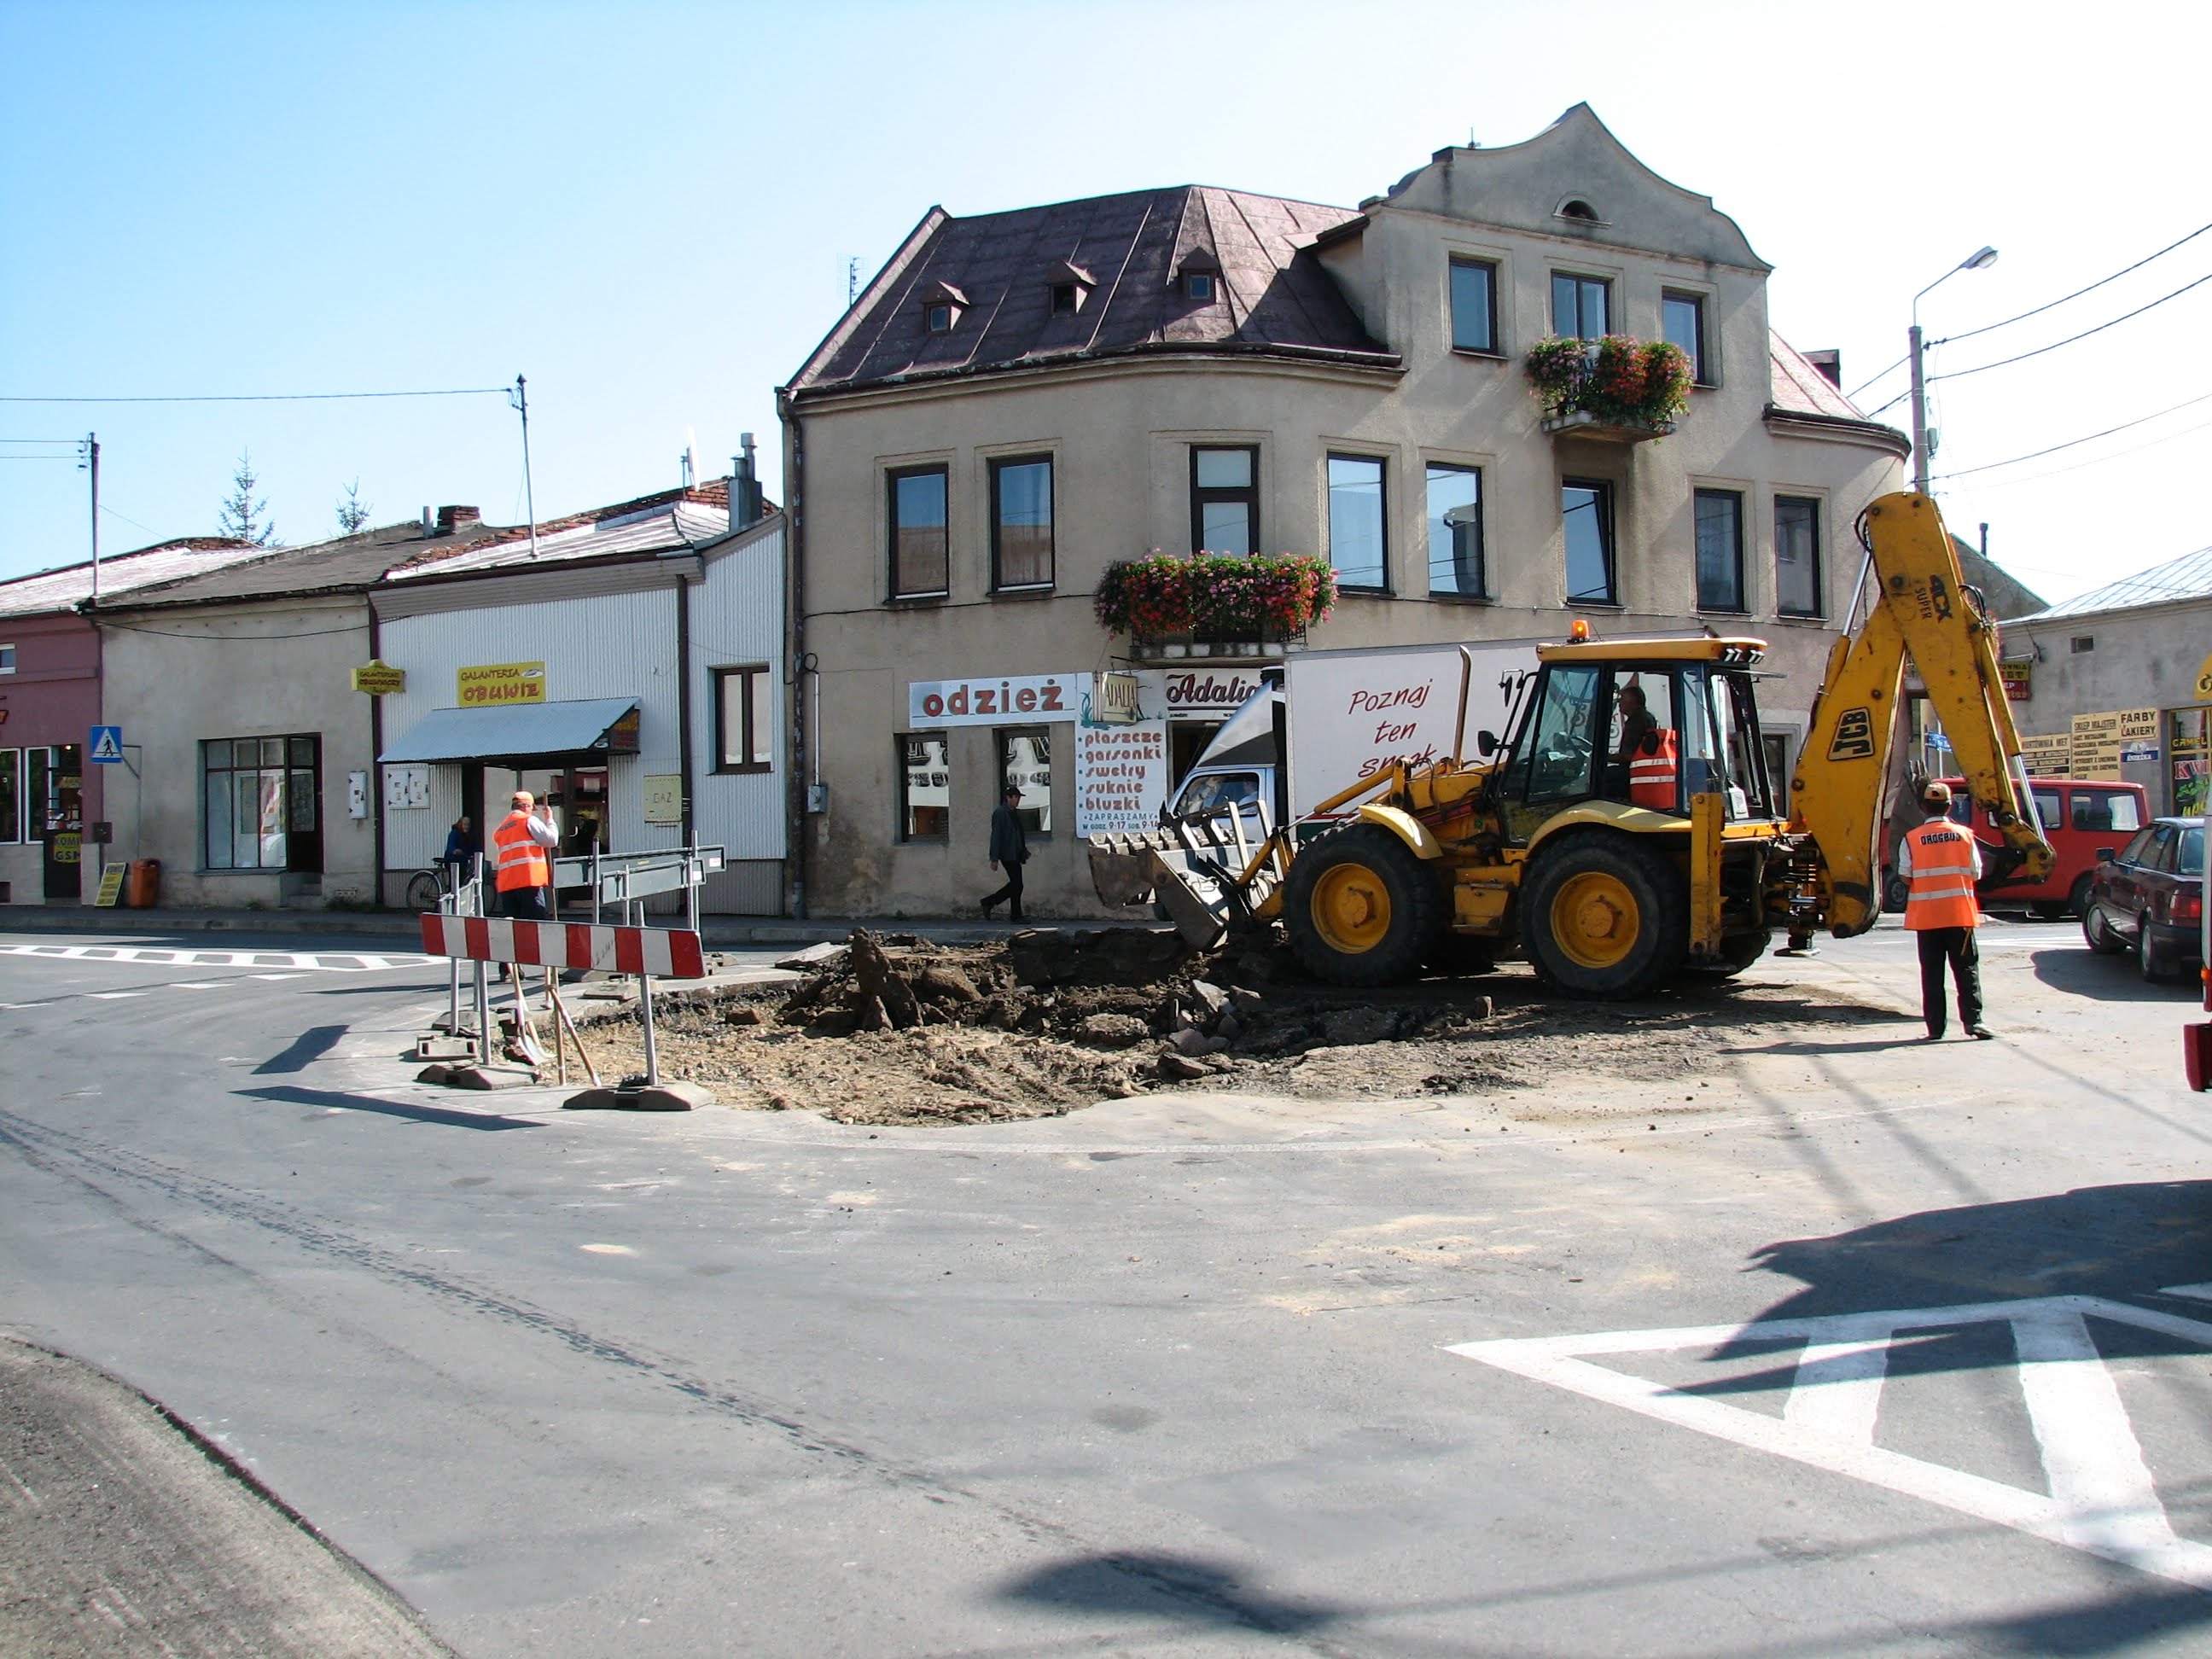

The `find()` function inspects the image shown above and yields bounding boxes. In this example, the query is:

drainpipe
[779,390,807,920]
[675,573,695,853]
[369,599,387,905]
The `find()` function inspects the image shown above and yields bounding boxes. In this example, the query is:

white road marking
[251,972,307,981]
[84,991,148,1000]
[167,981,227,991]
[1448,1295,2212,1590]
[0,944,435,973]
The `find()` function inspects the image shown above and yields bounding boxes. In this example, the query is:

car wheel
[2067,873,2095,921]
[2138,917,2169,982]
[2082,901,2123,956]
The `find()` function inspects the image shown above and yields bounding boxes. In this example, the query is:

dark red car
[2081,816,2203,981]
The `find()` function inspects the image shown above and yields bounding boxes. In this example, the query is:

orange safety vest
[1901,819,1979,930]
[492,812,550,893]
[1628,728,1680,811]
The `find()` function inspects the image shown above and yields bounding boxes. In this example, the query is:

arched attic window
[1045,259,1096,316]
[921,279,968,333]
[1554,196,1605,225]
[1176,249,1222,303]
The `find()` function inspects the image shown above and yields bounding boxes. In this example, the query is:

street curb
[0,905,1085,951]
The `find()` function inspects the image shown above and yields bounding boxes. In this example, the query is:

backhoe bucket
[1086,836,1166,909]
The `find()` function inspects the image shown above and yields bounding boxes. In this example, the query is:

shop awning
[379,698,641,765]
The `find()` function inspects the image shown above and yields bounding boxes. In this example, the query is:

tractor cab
[1491,637,1778,846]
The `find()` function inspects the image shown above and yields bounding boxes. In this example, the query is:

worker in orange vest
[1899,781,1990,1040]
[491,789,560,921]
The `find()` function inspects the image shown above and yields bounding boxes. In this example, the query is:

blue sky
[3,0,2207,606]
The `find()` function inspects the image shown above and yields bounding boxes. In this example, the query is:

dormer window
[1175,249,1222,305]
[1555,196,1604,224]
[1045,259,1094,317]
[919,278,969,335]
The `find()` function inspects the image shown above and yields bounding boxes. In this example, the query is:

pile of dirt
[577,927,1906,1127]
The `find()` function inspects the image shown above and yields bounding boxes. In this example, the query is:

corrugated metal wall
[379,585,684,871]
[690,522,786,867]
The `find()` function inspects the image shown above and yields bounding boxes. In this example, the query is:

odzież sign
[908,672,1079,727]
[457,661,546,706]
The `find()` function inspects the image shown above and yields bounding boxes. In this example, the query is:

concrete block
[446,1064,539,1091]
[562,1080,716,1112]
[413,1035,476,1062]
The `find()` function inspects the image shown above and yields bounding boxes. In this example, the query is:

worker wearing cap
[491,790,561,921]
[1898,782,1990,1039]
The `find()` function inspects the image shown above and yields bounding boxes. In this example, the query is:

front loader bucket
[1086,835,1167,909]
[1151,851,1233,950]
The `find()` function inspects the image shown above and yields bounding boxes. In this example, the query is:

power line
[1930,390,2212,480]
[1945,411,2212,493]
[1842,221,2212,401]
[0,436,78,443]
[1936,220,2212,346]
[0,386,509,405]
[1930,269,2212,383]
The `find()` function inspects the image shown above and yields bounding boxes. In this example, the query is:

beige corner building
[780,104,1908,920]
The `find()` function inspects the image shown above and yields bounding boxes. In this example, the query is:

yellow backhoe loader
[1088,492,2053,997]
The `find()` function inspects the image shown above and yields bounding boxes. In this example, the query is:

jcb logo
[1828,707,1877,761]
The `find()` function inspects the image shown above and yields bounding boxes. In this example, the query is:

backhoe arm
[1792,492,2053,938]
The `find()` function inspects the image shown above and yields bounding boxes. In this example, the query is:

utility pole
[510,375,538,558]
[82,433,100,601]
[1908,246,1998,498]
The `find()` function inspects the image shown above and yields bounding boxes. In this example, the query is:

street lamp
[1909,245,1999,495]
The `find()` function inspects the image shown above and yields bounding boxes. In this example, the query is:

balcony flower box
[1524,334,1692,440]
[1096,550,1336,652]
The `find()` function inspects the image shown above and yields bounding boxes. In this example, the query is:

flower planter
[1524,335,1691,442]
[1540,408,1677,442]
[1097,550,1336,643]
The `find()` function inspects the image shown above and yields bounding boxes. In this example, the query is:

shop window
[990,455,1054,591]
[1190,445,1258,554]
[1327,453,1388,591]
[1694,488,1745,613]
[713,666,772,773]
[1426,463,1485,597]
[1449,257,1498,353]
[1563,480,1616,605]
[1775,495,1823,618]
[998,728,1051,835]
[888,465,949,598]
[899,732,949,841]
[202,735,320,871]
[0,748,17,841]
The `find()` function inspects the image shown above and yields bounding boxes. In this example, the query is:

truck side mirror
[1476,730,1499,758]
[2095,847,2116,863]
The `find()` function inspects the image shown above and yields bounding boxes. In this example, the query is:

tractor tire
[1688,928,1773,978]
[1522,833,1689,998]
[1282,823,1444,987]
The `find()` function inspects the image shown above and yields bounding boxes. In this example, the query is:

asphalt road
[1,917,2208,1657]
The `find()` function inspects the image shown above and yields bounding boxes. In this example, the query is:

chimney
[732,432,765,530]
[1803,349,1842,389]
[421,506,433,538]
[434,505,481,536]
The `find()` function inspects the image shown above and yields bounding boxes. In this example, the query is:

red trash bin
[124,859,160,908]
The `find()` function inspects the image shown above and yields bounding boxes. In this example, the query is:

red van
[1882,777,2152,920]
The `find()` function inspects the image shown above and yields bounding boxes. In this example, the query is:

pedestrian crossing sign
[89,725,123,764]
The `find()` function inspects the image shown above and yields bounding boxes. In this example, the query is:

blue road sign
[89,725,124,764]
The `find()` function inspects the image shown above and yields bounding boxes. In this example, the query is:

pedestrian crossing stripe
[1448,1295,2212,1590]
[0,944,434,972]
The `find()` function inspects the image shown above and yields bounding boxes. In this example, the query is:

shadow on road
[1686,1182,2212,1394]
[236,1085,542,1132]
[996,1550,1341,1635]
[2030,946,2200,1004]
[251,1025,346,1074]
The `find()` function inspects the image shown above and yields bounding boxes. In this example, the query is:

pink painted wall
[0,608,106,836]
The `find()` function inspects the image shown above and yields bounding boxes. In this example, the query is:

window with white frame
[1449,257,1498,353]
[1425,463,1485,597]
[1695,489,1746,613]
[1775,495,1823,618]
[0,749,18,842]
[713,666,773,772]
[0,643,15,673]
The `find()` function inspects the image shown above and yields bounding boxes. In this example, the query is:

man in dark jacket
[982,783,1030,921]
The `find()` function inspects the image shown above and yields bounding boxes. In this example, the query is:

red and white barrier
[418,915,706,980]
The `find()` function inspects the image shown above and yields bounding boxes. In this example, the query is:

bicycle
[405,859,476,912]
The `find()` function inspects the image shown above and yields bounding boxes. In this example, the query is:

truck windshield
[1178,771,1261,818]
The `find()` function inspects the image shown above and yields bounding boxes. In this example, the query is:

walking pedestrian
[491,790,560,921]
[981,783,1030,923]
[1899,782,1990,1039]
